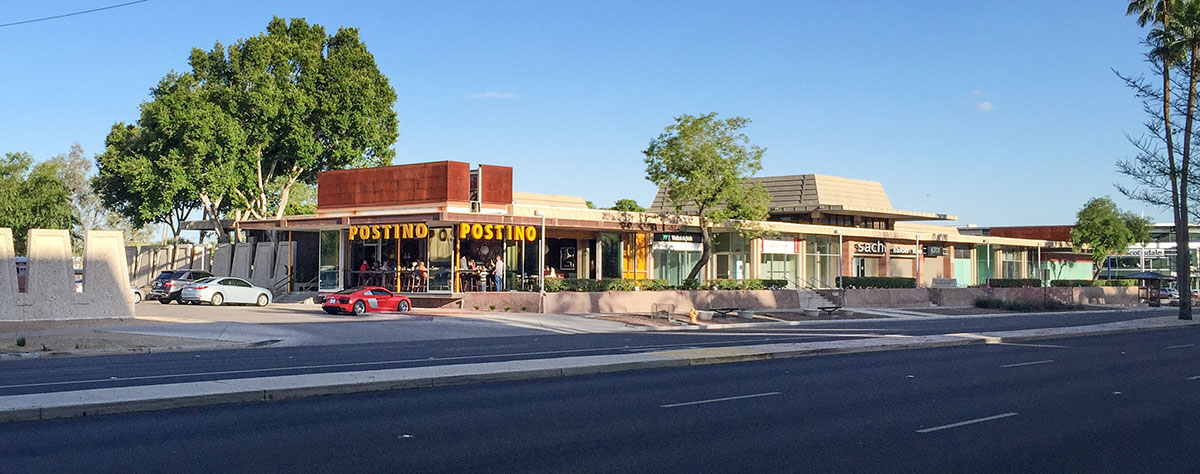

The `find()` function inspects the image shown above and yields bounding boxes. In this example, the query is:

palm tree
[1128,0,1195,319]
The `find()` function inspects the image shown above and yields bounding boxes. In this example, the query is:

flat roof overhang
[233,211,692,234]
[771,205,957,221]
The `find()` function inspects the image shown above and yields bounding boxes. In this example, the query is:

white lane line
[1001,360,1054,368]
[916,412,1018,433]
[1185,375,1200,380]
[997,342,1073,349]
[1166,344,1194,350]
[660,392,782,408]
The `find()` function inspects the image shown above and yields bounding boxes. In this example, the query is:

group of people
[357,258,427,288]
[459,255,505,291]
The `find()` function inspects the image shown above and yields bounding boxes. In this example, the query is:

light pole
[534,210,546,293]
[834,230,842,290]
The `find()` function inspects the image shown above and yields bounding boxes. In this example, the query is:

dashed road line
[1001,360,1054,368]
[1166,344,1194,350]
[660,392,782,408]
[997,342,1073,349]
[916,412,1019,433]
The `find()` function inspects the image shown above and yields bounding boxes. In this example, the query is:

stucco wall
[0,229,133,321]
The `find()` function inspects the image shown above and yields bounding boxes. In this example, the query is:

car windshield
[193,277,218,284]
[156,271,188,280]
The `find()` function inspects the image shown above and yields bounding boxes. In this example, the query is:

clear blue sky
[0,0,1163,226]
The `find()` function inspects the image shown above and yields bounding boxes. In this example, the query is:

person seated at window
[545,267,558,278]
[417,260,429,282]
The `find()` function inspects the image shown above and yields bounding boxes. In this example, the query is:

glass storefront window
[889,258,914,278]
[600,233,621,279]
[760,253,799,288]
[319,230,341,290]
[428,227,454,291]
[805,235,840,288]
[654,249,701,286]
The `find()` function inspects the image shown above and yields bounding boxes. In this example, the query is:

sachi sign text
[458,223,538,242]
[349,223,429,241]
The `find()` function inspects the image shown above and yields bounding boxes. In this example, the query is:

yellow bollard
[689,308,698,324]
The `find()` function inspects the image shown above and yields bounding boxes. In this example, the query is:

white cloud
[975,101,994,112]
[468,91,516,99]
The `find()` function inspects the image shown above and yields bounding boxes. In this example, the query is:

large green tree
[1070,197,1152,279]
[188,16,399,221]
[1121,0,1196,319]
[0,152,74,254]
[611,199,646,212]
[643,113,770,280]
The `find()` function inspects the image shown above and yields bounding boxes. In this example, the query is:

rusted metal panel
[318,161,472,209]
[478,164,513,204]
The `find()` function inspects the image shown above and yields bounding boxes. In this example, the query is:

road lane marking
[997,343,1072,349]
[916,412,1018,433]
[0,337,825,391]
[1001,360,1054,368]
[1185,375,1200,380]
[660,392,782,408]
[1166,344,1194,350]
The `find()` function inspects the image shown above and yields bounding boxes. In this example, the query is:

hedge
[974,296,1081,312]
[1050,279,1138,287]
[987,278,1041,288]
[838,277,915,289]
[537,278,787,292]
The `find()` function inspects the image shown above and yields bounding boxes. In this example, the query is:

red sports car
[322,287,412,315]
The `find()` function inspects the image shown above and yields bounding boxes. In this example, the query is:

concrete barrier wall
[842,289,934,308]
[231,243,253,279]
[462,290,804,314]
[250,242,275,287]
[461,292,542,312]
[211,243,233,276]
[0,228,133,321]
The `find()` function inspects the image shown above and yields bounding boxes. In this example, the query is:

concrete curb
[2,316,1196,424]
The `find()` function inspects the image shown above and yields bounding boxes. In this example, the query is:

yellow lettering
[360,226,371,240]
[513,226,525,242]
[382,225,391,240]
[471,224,484,239]
[496,225,506,240]
[525,226,537,241]
[402,223,414,239]
[416,224,429,238]
[349,226,358,240]
[371,225,381,240]
[459,223,470,239]
[484,225,494,240]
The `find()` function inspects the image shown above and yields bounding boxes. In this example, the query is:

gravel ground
[0,318,243,356]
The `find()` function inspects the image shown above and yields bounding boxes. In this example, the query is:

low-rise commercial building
[234,161,1062,294]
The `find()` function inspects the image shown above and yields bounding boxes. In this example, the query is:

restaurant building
[236,160,1062,295]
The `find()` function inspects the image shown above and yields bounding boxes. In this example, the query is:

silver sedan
[180,277,273,307]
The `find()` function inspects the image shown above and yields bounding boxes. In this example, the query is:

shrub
[762,279,788,290]
[1051,279,1138,287]
[973,296,1082,312]
[987,278,1041,288]
[16,336,25,347]
[544,279,567,292]
[677,279,702,290]
[520,306,527,312]
[639,279,671,291]
[838,277,916,289]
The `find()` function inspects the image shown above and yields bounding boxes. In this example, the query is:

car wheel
[174,293,184,304]
[398,300,410,312]
[132,292,142,304]
[256,294,269,307]
[323,307,340,315]
[158,296,171,305]
[211,293,224,306]
[352,300,366,315]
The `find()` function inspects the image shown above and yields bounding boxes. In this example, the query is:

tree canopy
[94,16,399,242]
[611,199,646,212]
[1070,197,1152,277]
[643,113,769,280]
[0,152,74,254]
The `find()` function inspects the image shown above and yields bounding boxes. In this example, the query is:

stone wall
[0,229,133,321]
[464,289,803,314]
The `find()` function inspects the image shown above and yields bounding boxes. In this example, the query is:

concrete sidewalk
[2,315,1196,424]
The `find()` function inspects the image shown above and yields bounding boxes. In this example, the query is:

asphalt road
[0,309,1174,397]
[4,327,1200,472]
